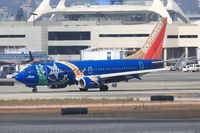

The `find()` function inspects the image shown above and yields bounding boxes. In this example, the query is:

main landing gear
[32,87,38,93]
[100,85,108,92]
[79,85,109,92]
[79,88,88,92]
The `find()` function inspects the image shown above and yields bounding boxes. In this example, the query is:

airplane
[0,51,54,76]
[0,51,34,66]
[166,54,196,71]
[15,17,168,93]
[0,51,53,66]
[169,54,185,71]
[27,51,55,64]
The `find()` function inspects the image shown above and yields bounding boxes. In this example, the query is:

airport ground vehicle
[189,64,200,72]
[182,65,190,72]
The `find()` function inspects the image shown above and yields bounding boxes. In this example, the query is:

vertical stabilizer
[126,17,167,60]
[29,51,34,62]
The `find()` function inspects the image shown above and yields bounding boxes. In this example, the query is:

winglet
[126,17,167,60]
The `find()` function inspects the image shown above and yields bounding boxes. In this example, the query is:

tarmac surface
[0,71,200,133]
[0,71,200,100]
[0,115,200,133]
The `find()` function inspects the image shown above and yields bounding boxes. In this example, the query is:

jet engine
[78,77,103,89]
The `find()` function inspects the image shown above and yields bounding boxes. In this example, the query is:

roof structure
[165,0,189,23]
[28,0,189,24]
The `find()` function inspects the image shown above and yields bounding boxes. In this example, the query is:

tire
[100,85,109,92]
[49,84,67,89]
[32,88,38,93]
[48,85,57,89]
[79,88,88,92]
[57,84,67,88]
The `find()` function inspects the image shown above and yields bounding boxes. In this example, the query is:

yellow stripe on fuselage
[88,76,99,85]
[59,61,84,79]
[59,61,100,85]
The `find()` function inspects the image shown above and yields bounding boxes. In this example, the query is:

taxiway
[0,71,199,100]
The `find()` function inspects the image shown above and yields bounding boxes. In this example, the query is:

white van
[182,65,190,72]
[189,64,200,72]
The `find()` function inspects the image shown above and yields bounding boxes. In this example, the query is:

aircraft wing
[152,56,196,64]
[89,68,168,79]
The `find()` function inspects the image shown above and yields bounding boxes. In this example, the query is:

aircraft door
[88,67,93,74]
[139,62,144,70]
[44,65,48,77]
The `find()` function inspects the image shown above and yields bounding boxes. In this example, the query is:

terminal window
[99,34,149,38]
[180,35,198,38]
[48,32,91,41]
[167,35,178,38]
[0,35,25,38]
[48,46,89,55]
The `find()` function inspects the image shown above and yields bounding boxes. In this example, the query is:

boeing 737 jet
[15,17,168,93]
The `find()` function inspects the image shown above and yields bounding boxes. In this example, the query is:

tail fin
[29,51,34,62]
[126,17,167,60]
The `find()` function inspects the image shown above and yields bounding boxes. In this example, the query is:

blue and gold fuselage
[15,59,163,87]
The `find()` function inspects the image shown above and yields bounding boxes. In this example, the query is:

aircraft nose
[15,73,25,83]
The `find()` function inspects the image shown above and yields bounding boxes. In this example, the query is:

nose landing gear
[32,87,38,93]
[26,85,38,93]
[100,85,109,91]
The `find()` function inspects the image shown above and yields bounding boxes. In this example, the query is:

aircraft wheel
[32,88,38,93]
[79,88,88,92]
[58,84,67,88]
[100,85,108,92]
[49,85,54,89]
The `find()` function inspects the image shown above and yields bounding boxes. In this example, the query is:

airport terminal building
[0,0,200,63]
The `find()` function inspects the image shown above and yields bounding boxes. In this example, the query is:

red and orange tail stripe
[126,17,167,60]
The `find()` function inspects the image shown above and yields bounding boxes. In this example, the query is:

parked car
[182,65,190,72]
[189,64,200,72]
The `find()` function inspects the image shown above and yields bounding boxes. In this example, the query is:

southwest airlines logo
[142,20,164,54]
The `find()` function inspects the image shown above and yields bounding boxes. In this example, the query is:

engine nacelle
[78,77,103,89]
